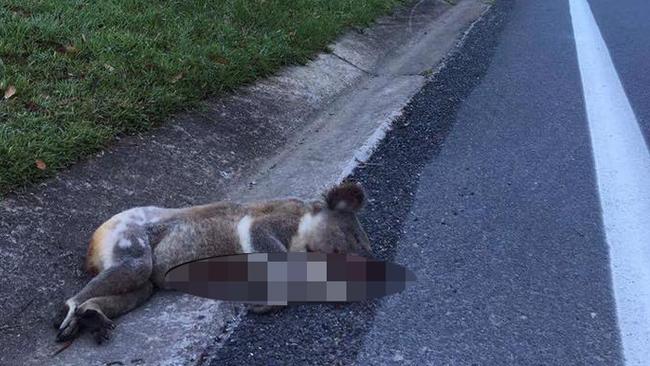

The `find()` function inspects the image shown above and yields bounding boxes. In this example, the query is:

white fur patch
[118,238,132,248]
[289,212,323,251]
[237,215,254,253]
[297,212,323,238]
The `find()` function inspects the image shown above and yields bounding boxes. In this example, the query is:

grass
[0,0,402,195]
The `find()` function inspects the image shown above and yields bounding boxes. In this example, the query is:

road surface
[206,0,650,364]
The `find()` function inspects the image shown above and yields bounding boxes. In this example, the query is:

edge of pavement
[0,1,489,365]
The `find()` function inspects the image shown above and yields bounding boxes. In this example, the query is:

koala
[54,182,371,344]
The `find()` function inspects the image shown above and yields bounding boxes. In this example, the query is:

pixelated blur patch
[164,252,416,305]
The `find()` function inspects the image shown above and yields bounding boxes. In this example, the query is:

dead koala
[54,181,371,344]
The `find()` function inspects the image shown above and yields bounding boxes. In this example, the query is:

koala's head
[302,182,372,256]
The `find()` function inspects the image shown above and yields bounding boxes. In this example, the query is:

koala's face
[304,182,372,256]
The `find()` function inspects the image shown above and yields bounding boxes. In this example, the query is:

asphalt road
[206,0,650,364]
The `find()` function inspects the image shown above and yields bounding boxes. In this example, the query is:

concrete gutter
[0,1,488,365]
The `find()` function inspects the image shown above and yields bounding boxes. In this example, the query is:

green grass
[0,0,402,195]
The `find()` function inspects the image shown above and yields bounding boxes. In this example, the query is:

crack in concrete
[331,51,433,78]
[331,51,379,77]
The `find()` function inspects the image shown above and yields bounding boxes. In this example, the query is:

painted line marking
[569,0,650,365]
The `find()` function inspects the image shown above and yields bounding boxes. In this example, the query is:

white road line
[569,0,650,364]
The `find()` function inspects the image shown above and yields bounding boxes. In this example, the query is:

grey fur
[56,182,371,343]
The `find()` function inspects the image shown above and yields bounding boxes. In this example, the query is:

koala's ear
[325,181,365,212]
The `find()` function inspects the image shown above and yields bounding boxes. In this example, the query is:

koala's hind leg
[57,255,152,341]
[56,260,152,341]
[75,258,152,304]
[75,281,154,344]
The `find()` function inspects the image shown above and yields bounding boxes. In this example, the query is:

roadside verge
[0,1,488,365]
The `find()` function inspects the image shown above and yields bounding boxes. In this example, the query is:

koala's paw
[90,321,114,345]
[76,304,115,345]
